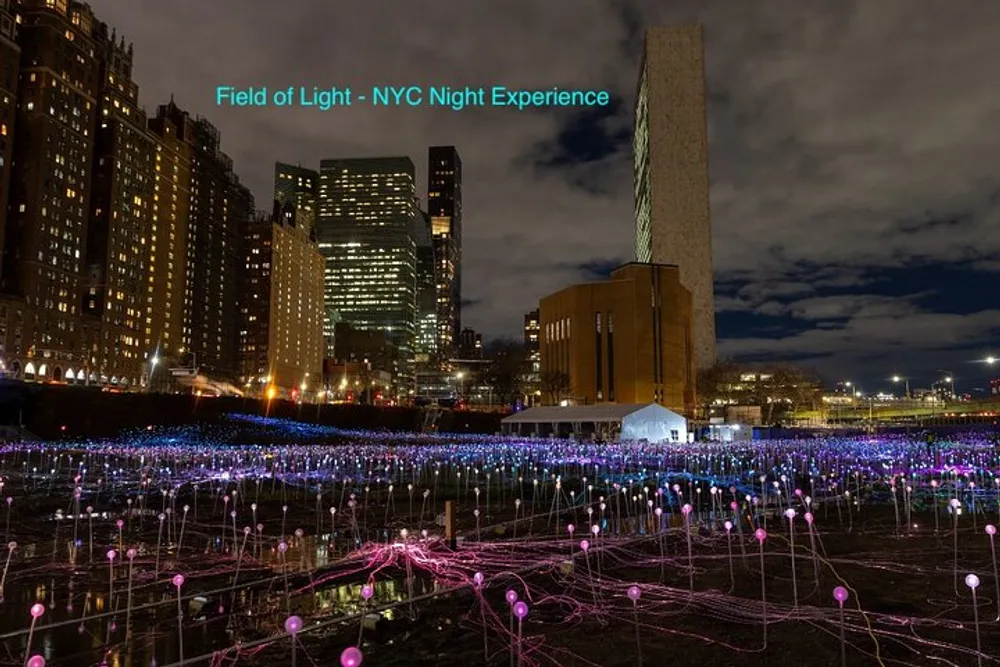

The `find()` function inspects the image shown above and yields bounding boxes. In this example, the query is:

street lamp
[986,356,997,365]
[891,375,910,399]
[455,371,465,399]
[936,370,956,400]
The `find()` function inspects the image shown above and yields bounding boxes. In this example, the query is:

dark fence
[0,381,502,440]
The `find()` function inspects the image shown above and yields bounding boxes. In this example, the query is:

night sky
[87,0,1000,394]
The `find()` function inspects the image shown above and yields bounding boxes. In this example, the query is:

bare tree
[539,370,570,405]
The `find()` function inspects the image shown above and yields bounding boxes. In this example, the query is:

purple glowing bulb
[784,508,796,519]
[567,523,575,534]
[26,656,45,667]
[29,602,45,618]
[361,584,374,600]
[723,521,733,533]
[986,524,997,536]
[627,585,641,602]
[755,528,767,543]
[340,646,364,667]
[580,539,589,552]
[473,572,484,587]
[730,501,738,511]
[833,586,849,604]
[172,574,184,588]
[505,589,518,605]
[804,512,814,525]
[965,574,980,589]
[284,615,303,634]
[278,541,288,553]
[115,519,123,528]
[126,548,136,560]
[106,549,117,561]
[681,503,692,515]
[513,600,529,620]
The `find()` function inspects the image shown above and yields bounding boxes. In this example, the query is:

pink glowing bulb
[172,574,184,588]
[505,589,518,605]
[278,542,288,553]
[795,488,803,497]
[340,646,364,667]
[965,574,980,589]
[7,541,16,550]
[723,521,733,533]
[29,602,45,618]
[580,539,589,552]
[295,528,304,538]
[473,572,484,587]
[591,524,599,535]
[681,503,692,515]
[833,586,849,604]
[26,656,45,667]
[755,528,767,543]
[567,524,575,534]
[106,549,116,561]
[126,548,136,560]
[5,497,11,505]
[243,526,251,535]
[784,508,796,519]
[284,615,303,634]
[986,524,997,536]
[654,507,662,517]
[730,501,738,511]
[627,585,641,602]
[361,584,374,601]
[513,600,529,620]
[115,519,123,529]
[804,512,814,525]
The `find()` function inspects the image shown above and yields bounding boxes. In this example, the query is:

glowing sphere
[965,574,980,589]
[754,528,767,543]
[681,503,692,515]
[833,586,849,604]
[116,519,124,528]
[580,539,589,552]
[785,509,796,519]
[26,656,45,667]
[29,603,45,618]
[513,600,529,620]
[340,646,363,667]
[7,541,16,550]
[278,542,288,553]
[591,524,599,535]
[158,513,165,521]
[126,549,136,560]
[172,574,184,588]
[723,521,733,532]
[106,549,117,561]
[627,585,641,602]
[473,572,484,587]
[243,526,251,535]
[986,524,997,536]
[567,524,575,534]
[804,512,814,524]
[654,507,662,517]
[284,615,303,634]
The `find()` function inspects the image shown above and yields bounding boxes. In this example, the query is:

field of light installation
[0,415,998,666]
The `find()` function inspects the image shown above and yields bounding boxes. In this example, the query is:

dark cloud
[88,0,1000,388]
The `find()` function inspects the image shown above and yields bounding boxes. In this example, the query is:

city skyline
[26,0,1000,390]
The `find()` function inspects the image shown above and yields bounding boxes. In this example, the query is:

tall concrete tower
[634,24,715,369]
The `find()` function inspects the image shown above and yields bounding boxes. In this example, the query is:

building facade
[427,146,462,364]
[538,263,695,417]
[184,117,252,380]
[458,327,481,359]
[240,201,325,399]
[634,25,715,370]
[85,24,155,387]
[0,0,18,277]
[413,208,436,367]
[523,309,541,405]
[145,100,192,369]
[1,0,101,383]
[317,157,417,386]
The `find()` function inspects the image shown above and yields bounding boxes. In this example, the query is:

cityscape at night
[0,1,998,666]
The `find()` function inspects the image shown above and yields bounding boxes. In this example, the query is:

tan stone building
[634,24,716,370]
[538,263,696,417]
[240,201,325,400]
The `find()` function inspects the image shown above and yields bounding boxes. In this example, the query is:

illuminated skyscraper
[240,195,325,398]
[85,23,155,387]
[1,0,100,383]
[317,157,417,383]
[412,207,436,366]
[0,0,18,279]
[634,25,715,369]
[145,100,193,367]
[184,117,253,380]
[274,162,318,238]
[427,146,462,363]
